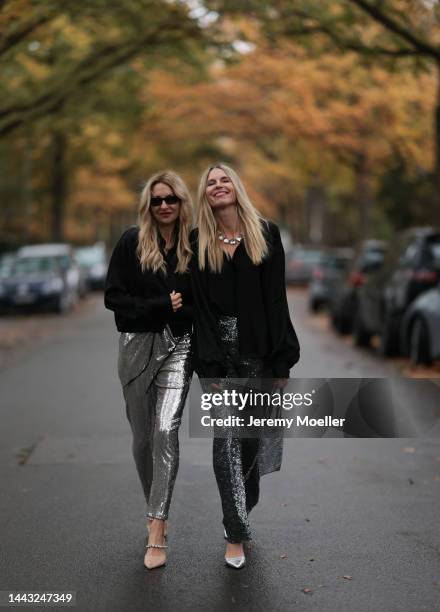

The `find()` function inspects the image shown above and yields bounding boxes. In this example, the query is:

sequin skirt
[216,315,283,476]
[213,316,283,542]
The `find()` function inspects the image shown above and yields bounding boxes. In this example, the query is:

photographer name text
[200,415,345,428]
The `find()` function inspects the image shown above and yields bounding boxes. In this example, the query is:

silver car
[401,285,440,365]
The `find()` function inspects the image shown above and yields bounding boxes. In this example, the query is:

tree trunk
[434,61,440,197]
[305,180,326,244]
[51,130,66,241]
[21,135,33,242]
[354,154,372,242]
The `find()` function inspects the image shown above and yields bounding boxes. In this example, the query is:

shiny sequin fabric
[213,316,283,543]
[118,327,192,519]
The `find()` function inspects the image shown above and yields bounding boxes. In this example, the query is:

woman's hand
[170,290,183,312]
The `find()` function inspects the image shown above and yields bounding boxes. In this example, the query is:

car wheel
[379,313,400,357]
[309,299,321,313]
[332,311,349,334]
[409,317,432,366]
[353,310,371,347]
[339,315,352,335]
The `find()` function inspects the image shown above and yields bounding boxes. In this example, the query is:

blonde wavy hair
[137,170,193,274]
[196,163,268,272]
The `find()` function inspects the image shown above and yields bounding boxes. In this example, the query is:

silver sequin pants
[118,329,192,520]
[213,316,265,543]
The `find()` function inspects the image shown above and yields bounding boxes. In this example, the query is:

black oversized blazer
[104,225,192,334]
[189,220,300,379]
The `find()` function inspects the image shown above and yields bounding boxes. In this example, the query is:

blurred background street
[1,1,440,610]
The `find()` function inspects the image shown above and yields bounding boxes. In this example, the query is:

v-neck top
[104,225,192,336]
[207,244,244,317]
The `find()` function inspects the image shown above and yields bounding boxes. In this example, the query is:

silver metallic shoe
[223,527,246,568]
[225,553,246,569]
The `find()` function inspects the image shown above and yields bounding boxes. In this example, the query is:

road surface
[0,290,439,611]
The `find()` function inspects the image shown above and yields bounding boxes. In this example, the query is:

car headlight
[41,277,64,293]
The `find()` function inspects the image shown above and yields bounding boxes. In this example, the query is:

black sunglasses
[150,195,181,207]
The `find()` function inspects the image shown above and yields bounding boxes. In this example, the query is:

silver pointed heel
[224,527,228,540]
[225,554,246,569]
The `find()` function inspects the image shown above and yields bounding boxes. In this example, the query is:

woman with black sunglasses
[105,170,193,570]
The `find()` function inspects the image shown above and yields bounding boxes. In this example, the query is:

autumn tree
[144,34,434,240]
[0,0,209,242]
[205,0,440,217]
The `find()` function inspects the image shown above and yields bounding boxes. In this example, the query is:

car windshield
[13,256,61,275]
[359,250,384,270]
[291,250,322,263]
[0,256,15,278]
[75,247,105,266]
[323,256,350,270]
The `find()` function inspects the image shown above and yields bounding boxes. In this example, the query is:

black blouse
[206,247,241,317]
[189,220,300,378]
[104,226,192,336]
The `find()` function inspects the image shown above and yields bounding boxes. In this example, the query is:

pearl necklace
[218,232,243,246]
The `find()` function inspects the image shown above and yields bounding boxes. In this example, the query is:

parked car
[0,252,16,312]
[329,240,385,334]
[401,285,440,365]
[0,252,16,278]
[354,227,440,356]
[308,248,353,312]
[0,244,81,313]
[75,242,107,291]
[285,247,323,285]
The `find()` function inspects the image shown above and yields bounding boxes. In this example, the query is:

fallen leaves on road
[401,362,440,379]
[302,587,313,595]
[403,447,416,453]
[341,575,353,581]
[280,553,288,559]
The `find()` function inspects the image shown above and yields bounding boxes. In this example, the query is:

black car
[329,240,385,334]
[0,244,80,314]
[308,249,353,312]
[353,227,440,356]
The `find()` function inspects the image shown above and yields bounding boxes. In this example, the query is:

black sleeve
[189,244,228,378]
[176,303,193,320]
[261,222,300,378]
[104,229,173,320]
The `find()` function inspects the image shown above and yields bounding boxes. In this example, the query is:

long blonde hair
[196,163,268,272]
[137,170,193,274]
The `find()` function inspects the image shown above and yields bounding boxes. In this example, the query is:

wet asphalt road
[0,290,439,611]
